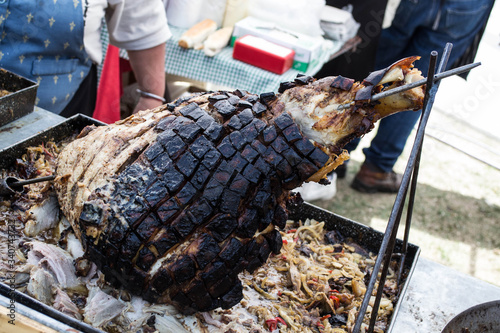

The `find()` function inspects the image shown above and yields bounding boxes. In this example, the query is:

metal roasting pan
[0,113,104,168]
[0,68,39,127]
[0,114,420,332]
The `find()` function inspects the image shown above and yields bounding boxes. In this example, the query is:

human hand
[133,96,164,114]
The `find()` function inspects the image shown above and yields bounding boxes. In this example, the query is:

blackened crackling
[72,90,328,314]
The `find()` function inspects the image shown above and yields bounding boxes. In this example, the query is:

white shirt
[84,0,171,64]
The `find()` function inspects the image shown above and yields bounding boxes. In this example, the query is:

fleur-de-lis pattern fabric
[0,0,92,114]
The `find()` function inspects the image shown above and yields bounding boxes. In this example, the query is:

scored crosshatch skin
[54,57,425,314]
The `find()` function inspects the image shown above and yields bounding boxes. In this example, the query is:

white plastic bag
[166,0,204,28]
[166,0,227,28]
[247,0,325,37]
[293,173,337,201]
[320,5,360,42]
[222,0,249,28]
[201,0,227,28]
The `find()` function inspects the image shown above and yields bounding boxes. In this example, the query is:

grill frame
[349,44,456,333]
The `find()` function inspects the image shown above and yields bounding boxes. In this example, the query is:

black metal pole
[398,44,453,283]
[367,186,407,332]
[354,48,441,333]
[367,51,440,333]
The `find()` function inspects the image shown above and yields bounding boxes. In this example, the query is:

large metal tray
[0,115,419,333]
[0,68,39,127]
[0,114,104,168]
[288,202,420,333]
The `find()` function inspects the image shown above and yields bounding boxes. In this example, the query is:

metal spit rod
[352,43,457,333]
[396,44,452,285]
[337,61,480,110]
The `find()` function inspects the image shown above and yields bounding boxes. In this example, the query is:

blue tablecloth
[118,25,341,95]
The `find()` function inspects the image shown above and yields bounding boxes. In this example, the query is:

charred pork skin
[54,57,425,313]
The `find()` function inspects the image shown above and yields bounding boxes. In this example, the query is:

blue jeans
[347,0,494,172]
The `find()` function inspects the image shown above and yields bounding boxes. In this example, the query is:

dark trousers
[315,0,389,81]
[59,64,98,118]
[351,0,494,172]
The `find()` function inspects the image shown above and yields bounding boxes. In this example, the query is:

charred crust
[186,234,220,270]
[362,67,387,86]
[264,229,283,254]
[179,102,206,120]
[294,74,314,85]
[259,92,277,106]
[170,255,196,283]
[148,226,179,256]
[227,94,241,106]
[251,101,267,115]
[183,277,214,311]
[355,85,374,101]
[205,214,237,242]
[213,99,237,117]
[208,93,228,104]
[278,81,297,93]
[330,75,354,91]
[273,112,294,130]
[220,282,243,309]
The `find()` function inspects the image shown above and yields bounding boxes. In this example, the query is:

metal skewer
[0,175,56,196]
[337,61,481,110]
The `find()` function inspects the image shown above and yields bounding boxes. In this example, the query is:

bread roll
[178,19,217,49]
[203,27,234,56]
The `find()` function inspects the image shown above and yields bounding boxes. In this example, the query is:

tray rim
[0,114,105,168]
[0,68,39,127]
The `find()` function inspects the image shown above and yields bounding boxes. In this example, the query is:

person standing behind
[295,0,389,201]
[0,0,170,118]
[346,0,495,193]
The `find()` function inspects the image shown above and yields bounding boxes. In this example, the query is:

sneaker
[351,162,402,193]
[293,173,337,201]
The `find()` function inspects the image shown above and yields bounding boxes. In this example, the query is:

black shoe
[333,164,347,179]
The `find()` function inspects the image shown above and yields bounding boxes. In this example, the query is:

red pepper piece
[320,314,331,321]
[266,317,287,331]
[329,295,340,308]
[266,318,277,331]
[276,317,286,326]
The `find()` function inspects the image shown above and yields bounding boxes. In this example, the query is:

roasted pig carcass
[54,57,425,314]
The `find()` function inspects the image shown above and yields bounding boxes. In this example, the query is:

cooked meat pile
[54,57,424,313]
